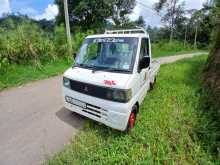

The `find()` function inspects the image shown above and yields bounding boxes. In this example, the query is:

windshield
[75,37,138,73]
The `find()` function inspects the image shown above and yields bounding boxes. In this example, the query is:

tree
[107,16,146,30]
[135,16,146,27]
[55,0,135,31]
[146,26,161,42]
[189,10,205,49]
[0,14,55,32]
[203,0,220,108]
[186,5,213,48]
[183,9,196,48]
[154,0,185,42]
[111,0,136,26]
[183,17,189,47]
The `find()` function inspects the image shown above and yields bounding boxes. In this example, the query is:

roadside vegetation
[0,59,71,90]
[0,17,199,90]
[0,38,198,90]
[48,55,220,164]
[0,17,91,71]
[0,0,214,91]
[0,18,90,90]
[152,40,199,57]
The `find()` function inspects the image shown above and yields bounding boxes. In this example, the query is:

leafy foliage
[152,40,196,58]
[153,0,213,48]
[108,16,147,30]
[154,0,186,42]
[0,23,56,69]
[134,16,146,27]
[0,19,91,72]
[111,0,136,26]
[55,0,135,31]
[0,14,55,32]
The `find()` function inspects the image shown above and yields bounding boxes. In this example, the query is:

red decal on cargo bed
[104,80,116,86]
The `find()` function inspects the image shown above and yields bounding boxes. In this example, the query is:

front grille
[65,95,108,119]
[82,109,101,118]
[83,103,108,119]
[69,79,110,101]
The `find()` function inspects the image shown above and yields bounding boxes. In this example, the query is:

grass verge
[152,49,202,58]
[151,41,206,58]
[0,58,71,90]
[47,55,220,164]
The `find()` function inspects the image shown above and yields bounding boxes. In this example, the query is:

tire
[125,105,138,132]
[150,77,157,90]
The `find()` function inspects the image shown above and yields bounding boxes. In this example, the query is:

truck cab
[62,28,160,131]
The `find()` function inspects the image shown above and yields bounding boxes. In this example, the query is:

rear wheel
[150,77,157,90]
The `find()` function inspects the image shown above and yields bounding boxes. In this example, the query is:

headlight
[63,77,70,88]
[106,88,132,102]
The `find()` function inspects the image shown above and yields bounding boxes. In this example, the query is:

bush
[53,25,69,58]
[0,22,92,72]
[152,40,195,57]
[0,23,56,68]
[72,30,94,54]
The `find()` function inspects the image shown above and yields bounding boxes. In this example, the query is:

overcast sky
[0,0,207,26]
[129,0,207,26]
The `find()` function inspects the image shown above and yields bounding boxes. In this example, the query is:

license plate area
[65,96,86,108]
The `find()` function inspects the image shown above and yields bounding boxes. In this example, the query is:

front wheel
[129,111,136,129]
[125,105,138,132]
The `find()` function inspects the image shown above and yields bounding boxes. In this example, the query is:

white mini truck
[63,28,160,131]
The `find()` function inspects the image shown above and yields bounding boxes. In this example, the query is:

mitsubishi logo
[84,86,89,92]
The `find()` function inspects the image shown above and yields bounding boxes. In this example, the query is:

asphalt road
[0,76,84,165]
[0,52,206,165]
[157,52,207,64]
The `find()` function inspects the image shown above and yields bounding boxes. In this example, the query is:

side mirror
[139,56,150,71]
[73,53,77,59]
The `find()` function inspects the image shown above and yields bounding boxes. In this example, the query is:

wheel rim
[129,112,136,129]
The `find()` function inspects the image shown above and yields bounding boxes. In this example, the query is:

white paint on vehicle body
[63,29,160,131]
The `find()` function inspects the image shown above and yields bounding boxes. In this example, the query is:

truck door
[138,38,150,101]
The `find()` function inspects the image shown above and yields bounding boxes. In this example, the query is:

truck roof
[86,28,150,39]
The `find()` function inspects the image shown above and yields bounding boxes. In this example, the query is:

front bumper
[63,87,132,131]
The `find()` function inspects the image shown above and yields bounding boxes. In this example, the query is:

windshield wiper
[74,63,94,69]
[92,67,130,73]
[73,64,130,73]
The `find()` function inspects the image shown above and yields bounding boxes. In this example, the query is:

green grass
[0,58,71,90]
[47,55,220,164]
[152,49,200,58]
[152,41,206,58]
